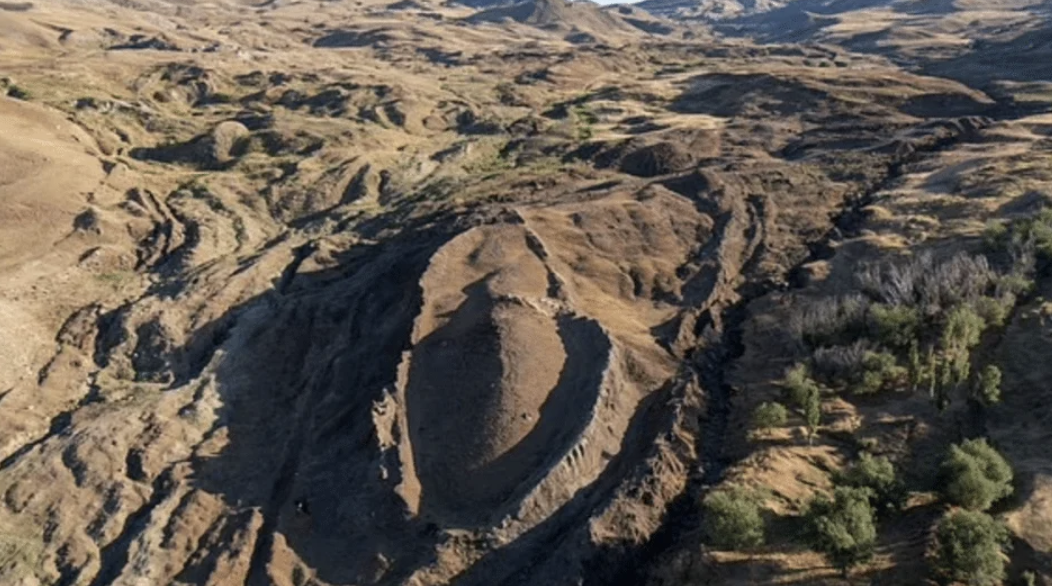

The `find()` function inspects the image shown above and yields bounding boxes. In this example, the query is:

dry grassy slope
[0,0,1049,585]
[636,0,1052,107]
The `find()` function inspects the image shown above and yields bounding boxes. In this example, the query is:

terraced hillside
[0,0,1050,585]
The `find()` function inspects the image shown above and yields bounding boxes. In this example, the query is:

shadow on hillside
[158,222,453,585]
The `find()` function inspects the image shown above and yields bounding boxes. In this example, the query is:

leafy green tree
[752,401,789,433]
[837,453,905,513]
[702,488,766,551]
[941,438,1014,511]
[930,510,1009,586]
[976,365,1003,405]
[806,487,878,576]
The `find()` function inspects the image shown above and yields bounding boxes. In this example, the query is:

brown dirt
[0,0,1051,585]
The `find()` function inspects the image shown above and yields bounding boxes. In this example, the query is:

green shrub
[784,363,822,408]
[806,487,878,575]
[868,304,921,350]
[856,351,909,394]
[837,453,905,513]
[983,220,1009,250]
[942,306,986,351]
[998,272,1035,296]
[941,438,1014,511]
[752,401,789,433]
[933,306,987,406]
[930,510,1009,586]
[6,85,31,100]
[976,365,1002,405]
[702,488,766,551]
[803,387,822,444]
[974,295,1012,327]
[1015,208,1052,261]
[990,208,1052,269]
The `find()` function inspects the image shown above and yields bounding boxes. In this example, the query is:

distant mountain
[464,0,697,42]
[468,0,633,30]
[633,0,1052,106]
[635,0,798,20]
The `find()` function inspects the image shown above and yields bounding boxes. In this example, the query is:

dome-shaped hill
[467,0,639,36]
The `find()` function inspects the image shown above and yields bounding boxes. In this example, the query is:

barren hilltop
[0,0,1051,584]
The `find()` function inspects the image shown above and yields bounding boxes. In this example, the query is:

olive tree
[941,438,1013,511]
[806,487,878,576]
[930,510,1009,586]
[702,488,766,551]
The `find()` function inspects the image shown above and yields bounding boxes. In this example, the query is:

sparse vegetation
[930,510,1009,586]
[702,488,766,551]
[805,487,878,576]
[940,438,1014,511]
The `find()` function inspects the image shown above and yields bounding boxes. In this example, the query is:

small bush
[803,389,822,444]
[702,488,766,551]
[784,363,822,408]
[806,487,878,575]
[988,208,1052,274]
[974,295,1012,327]
[941,438,1014,511]
[942,306,986,351]
[856,350,909,394]
[930,510,1009,586]
[984,220,1009,250]
[752,402,789,433]
[6,85,31,100]
[976,365,1002,405]
[868,304,921,350]
[837,453,905,513]
[1010,208,1052,262]
[998,272,1035,297]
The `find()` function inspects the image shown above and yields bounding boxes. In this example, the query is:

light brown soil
[0,0,1050,585]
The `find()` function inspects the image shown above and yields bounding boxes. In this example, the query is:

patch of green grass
[95,270,134,290]
[571,104,597,142]
[462,143,514,179]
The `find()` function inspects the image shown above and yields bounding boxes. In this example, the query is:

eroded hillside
[0,0,1050,585]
